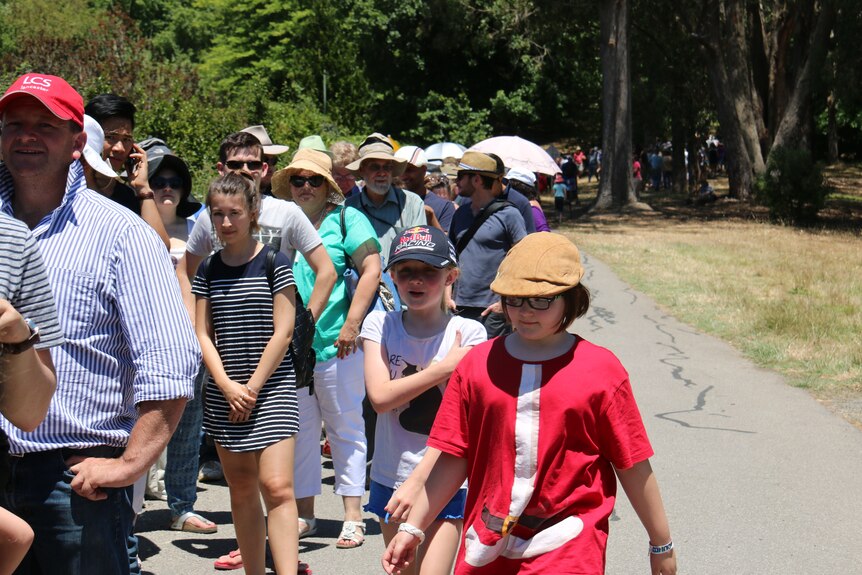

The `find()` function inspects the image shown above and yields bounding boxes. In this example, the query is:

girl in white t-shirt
[361,225,486,575]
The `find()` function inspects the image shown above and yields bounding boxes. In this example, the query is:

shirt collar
[360,185,398,208]
[0,160,87,227]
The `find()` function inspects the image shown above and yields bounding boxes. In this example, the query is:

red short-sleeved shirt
[428,336,654,574]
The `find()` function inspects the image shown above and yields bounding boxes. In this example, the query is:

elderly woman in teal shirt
[273,147,381,549]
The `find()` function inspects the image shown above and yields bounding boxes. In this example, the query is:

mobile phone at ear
[125,156,137,177]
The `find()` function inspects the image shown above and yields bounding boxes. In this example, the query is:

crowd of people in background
[0,73,676,575]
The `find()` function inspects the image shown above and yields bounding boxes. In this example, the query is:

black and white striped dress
[192,246,299,451]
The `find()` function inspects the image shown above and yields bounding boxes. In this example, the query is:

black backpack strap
[265,247,277,293]
[199,253,215,285]
[453,199,513,255]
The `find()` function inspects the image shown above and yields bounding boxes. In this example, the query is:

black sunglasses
[502,295,560,310]
[151,176,183,189]
[290,175,325,188]
[225,160,264,171]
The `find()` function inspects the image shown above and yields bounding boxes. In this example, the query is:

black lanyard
[359,189,403,230]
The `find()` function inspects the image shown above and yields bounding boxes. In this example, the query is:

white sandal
[336,520,366,549]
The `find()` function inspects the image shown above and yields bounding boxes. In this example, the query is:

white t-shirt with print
[186,195,321,262]
[360,311,487,488]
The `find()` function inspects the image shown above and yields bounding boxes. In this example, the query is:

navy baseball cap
[385,226,458,272]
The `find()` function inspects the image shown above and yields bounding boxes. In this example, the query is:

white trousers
[294,350,367,499]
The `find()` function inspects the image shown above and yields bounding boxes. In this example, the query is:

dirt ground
[564,162,862,231]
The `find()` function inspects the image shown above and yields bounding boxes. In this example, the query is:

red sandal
[214,551,310,574]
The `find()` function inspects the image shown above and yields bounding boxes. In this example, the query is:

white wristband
[398,522,425,544]
[649,540,673,555]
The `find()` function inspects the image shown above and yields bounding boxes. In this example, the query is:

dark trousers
[1,446,134,575]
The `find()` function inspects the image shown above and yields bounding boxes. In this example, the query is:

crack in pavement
[655,385,755,434]
[645,314,754,433]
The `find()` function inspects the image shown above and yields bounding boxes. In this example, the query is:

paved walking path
[137,252,862,574]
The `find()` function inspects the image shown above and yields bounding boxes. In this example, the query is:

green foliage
[405,92,491,146]
[755,147,832,224]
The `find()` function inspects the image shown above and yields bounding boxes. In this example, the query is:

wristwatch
[0,317,40,355]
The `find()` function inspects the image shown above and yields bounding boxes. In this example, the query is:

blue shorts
[364,480,466,521]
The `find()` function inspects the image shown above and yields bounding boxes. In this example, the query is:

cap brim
[82,147,119,179]
[384,252,453,272]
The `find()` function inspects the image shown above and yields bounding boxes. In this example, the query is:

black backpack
[199,248,316,391]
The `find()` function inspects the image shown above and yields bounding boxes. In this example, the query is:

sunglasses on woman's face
[502,295,560,310]
[151,176,183,189]
[290,175,325,188]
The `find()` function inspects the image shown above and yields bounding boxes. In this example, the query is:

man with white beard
[344,133,426,264]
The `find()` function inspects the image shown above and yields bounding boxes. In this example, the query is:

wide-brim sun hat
[491,233,584,297]
[241,125,290,156]
[345,132,407,177]
[297,134,333,158]
[139,137,201,218]
[82,114,119,180]
[271,148,343,205]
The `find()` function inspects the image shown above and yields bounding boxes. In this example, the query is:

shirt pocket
[49,268,97,339]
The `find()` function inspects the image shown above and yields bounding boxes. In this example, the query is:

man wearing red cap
[0,73,200,574]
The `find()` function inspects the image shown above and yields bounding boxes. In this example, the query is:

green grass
[562,219,862,396]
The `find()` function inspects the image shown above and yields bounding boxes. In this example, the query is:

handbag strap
[452,198,513,255]
[340,206,357,269]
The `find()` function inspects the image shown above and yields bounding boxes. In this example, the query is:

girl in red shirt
[382,233,676,575]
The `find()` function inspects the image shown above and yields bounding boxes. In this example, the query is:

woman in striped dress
[192,173,299,575]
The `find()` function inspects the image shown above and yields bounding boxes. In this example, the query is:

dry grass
[550,163,862,425]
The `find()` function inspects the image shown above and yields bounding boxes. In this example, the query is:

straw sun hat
[271,148,343,205]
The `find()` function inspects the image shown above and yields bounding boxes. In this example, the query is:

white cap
[83,115,120,179]
[394,145,427,168]
[505,167,536,187]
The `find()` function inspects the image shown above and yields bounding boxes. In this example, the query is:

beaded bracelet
[649,541,674,555]
[138,191,155,200]
[398,522,425,544]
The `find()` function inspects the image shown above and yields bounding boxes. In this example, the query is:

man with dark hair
[240,125,290,196]
[85,94,137,173]
[0,73,199,574]
[84,93,169,247]
[456,155,536,233]
[448,151,527,338]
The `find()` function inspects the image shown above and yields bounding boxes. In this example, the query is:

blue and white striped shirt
[0,161,201,454]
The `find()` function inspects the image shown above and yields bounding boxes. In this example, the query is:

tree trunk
[594,0,636,211]
[699,0,765,200]
[771,1,836,152]
[671,81,688,195]
[827,90,839,163]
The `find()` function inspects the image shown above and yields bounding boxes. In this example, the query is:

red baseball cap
[0,74,84,128]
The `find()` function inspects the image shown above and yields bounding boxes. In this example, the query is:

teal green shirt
[294,205,381,363]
